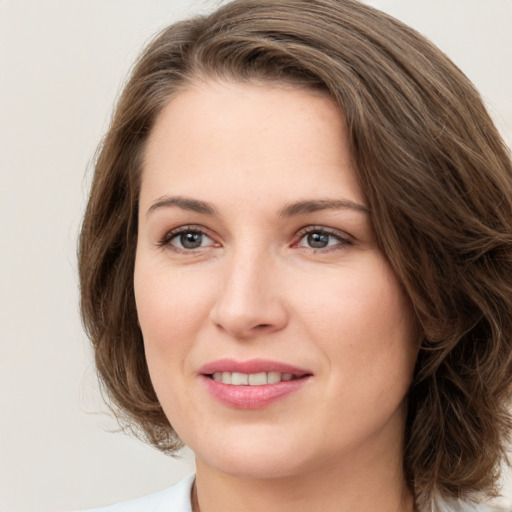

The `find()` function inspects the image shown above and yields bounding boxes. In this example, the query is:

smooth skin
[134,81,418,512]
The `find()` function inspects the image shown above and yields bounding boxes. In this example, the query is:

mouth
[207,371,306,385]
[199,359,312,409]
[199,358,312,383]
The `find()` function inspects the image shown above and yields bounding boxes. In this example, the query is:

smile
[199,359,312,409]
[210,371,297,385]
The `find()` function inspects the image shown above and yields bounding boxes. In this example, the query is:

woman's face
[134,81,418,479]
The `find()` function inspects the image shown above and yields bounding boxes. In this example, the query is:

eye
[160,227,217,251]
[296,227,351,251]
[174,231,210,249]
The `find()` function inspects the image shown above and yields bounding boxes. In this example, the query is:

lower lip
[202,376,311,409]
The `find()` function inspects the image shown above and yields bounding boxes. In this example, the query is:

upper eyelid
[157,224,354,248]
[295,225,353,240]
[164,224,350,235]
[166,224,213,236]
[158,224,216,246]
[293,226,355,252]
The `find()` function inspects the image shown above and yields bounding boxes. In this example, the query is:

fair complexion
[134,81,418,512]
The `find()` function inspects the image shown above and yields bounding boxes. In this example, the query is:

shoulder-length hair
[78,0,512,505]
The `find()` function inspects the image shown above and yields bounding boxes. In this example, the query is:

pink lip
[198,358,311,376]
[199,358,312,410]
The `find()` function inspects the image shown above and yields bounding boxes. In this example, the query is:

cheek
[348,269,418,399]
[300,262,413,336]
[133,260,216,363]
[294,255,418,386]
[133,260,218,424]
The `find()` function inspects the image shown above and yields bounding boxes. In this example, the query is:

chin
[202,451,311,481]
[191,425,316,480]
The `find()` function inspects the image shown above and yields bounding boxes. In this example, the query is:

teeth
[210,371,298,385]
[248,372,267,385]
[267,371,281,384]
[231,372,249,385]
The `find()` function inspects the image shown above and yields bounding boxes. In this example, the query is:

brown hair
[78,0,512,505]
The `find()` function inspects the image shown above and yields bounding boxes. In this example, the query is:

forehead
[141,80,364,210]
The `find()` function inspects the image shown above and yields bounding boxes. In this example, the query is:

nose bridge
[210,242,287,338]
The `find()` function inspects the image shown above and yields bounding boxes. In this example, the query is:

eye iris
[307,232,329,248]
[180,232,203,249]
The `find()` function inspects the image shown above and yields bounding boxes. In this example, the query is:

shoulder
[79,473,195,512]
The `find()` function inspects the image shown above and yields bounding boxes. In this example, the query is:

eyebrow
[146,195,370,218]
[278,198,370,217]
[147,196,219,216]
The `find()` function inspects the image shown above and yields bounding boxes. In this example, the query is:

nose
[209,249,289,339]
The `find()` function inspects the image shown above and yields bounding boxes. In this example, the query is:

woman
[78,0,512,510]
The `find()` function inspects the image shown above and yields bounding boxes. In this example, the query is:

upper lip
[198,358,312,377]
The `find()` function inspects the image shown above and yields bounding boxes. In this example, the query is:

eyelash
[157,225,353,253]
[294,226,353,253]
[157,225,217,252]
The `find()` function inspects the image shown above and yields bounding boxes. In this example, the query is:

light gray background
[1,1,511,511]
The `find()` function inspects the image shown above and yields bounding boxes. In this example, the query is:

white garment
[81,473,194,512]
[433,496,509,512]
[81,473,509,512]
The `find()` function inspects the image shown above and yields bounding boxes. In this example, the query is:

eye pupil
[181,232,203,249]
[307,232,329,248]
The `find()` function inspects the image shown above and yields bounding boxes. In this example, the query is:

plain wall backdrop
[0,1,511,511]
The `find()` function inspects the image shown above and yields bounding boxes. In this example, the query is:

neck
[192,444,415,512]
